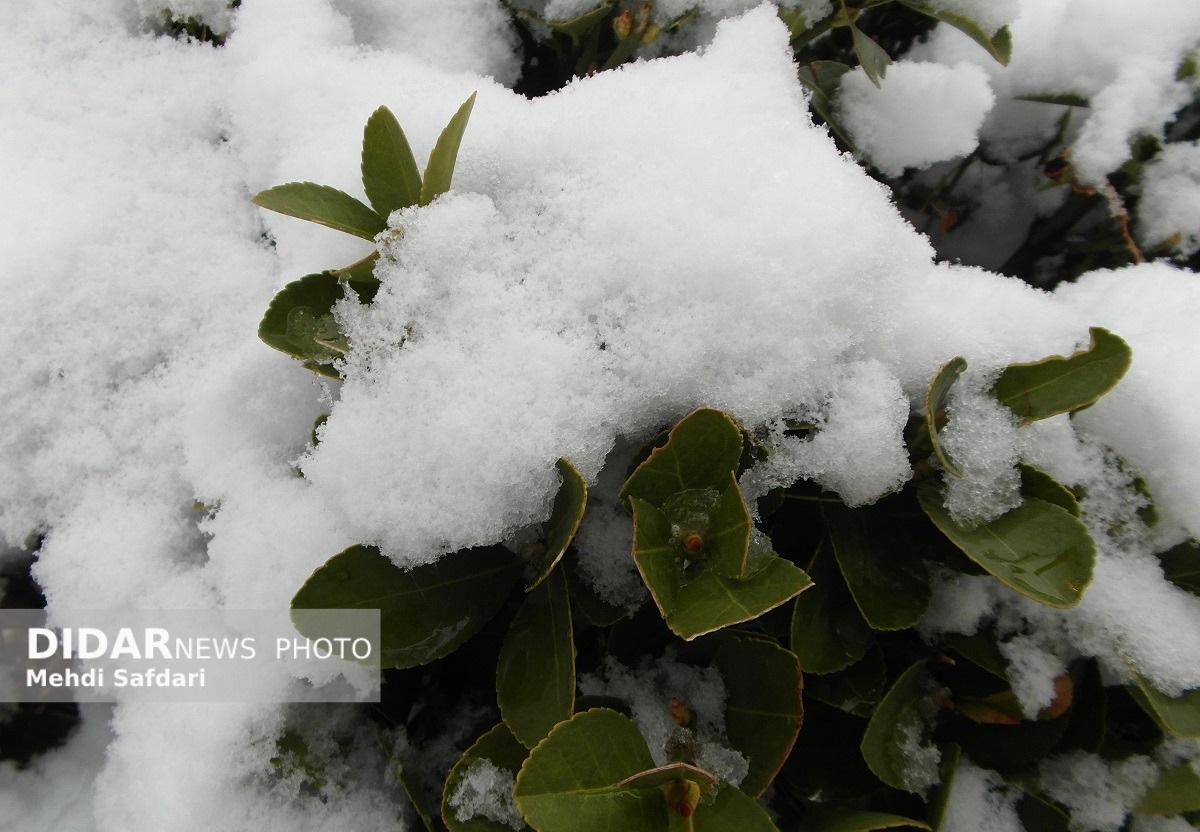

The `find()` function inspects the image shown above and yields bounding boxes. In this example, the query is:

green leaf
[925,357,966,477]
[1014,93,1091,108]
[380,731,442,832]
[1136,763,1200,814]
[361,105,423,217]
[1129,673,1200,739]
[442,722,532,832]
[618,763,716,791]
[292,544,522,669]
[258,272,350,378]
[799,807,931,832]
[498,569,576,749]
[715,638,803,797]
[1015,794,1071,832]
[898,1,1012,65]
[421,92,477,207]
[513,709,664,832]
[850,24,891,87]
[684,786,779,832]
[991,328,1132,422]
[861,662,940,793]
[798,61,853,101]
[824,504,931,631]
[706,475,753,580]
[918,483,1095,608]
[942,631,1008,680]
[620,408,744,510]
[529,458,589,591]
[632,498,812,640]
[1018,464,1081,517]
[1159,539,1200,594]
[331,249,382,287]
[805,647,886,718]
[790,539,874,674]
[518,3,613,41]
[253,181,385,241]
[927,745,961,832]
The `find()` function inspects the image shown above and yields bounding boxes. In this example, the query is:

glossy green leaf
[706,475,753,579]
[1015,794,1071,832]
[529,458,588,591]
[1130,674,1200,739]
[824,504,931,631]
[1159,539,1200,594]
[805,647,886,718]
[1135,763,1200,814]
[925,357,966,477]
[618,763,716,791]
[716,637,803,797]
[1018,464,1081,517]
[442,722,532,832]
[518,3,613,40]
[927,744,961,832]
[943,631,1008,680]
[850,24,890,87]
[790,539,874,674]
[633,498,812,640]
[918,483,1095,608]
[898,1,1011,64]
[498,569,575,749]
[513,709,664,832]
[252,181,385,241]
[683,786,779,832]
[292,544,522,669]
[861,662,940,793]
[361,105,423,217]
[621,408,744,510]
[258,272,349,378]
[992,327,1132,422]
[799,807,930,832]
[421,92,477,207]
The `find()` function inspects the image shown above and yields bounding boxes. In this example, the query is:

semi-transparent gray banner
[0,609,380,703]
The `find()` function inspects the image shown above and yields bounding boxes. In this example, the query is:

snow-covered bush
[3,1,1200,831]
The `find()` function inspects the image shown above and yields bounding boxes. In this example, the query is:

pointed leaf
[799,807,930,832]
[253,182,385,240]
[918,483,1095,608]
[498,569,576,749]
[861,662,941,793]
[927,744,962,832]
[633,498,812,640]
[1135,762,1200,814]
[518,3,613,41]
[716,638,803,797]
[991,327,1132,422]
[1129,673,1200,738]
[513,709,664,832]
[421,92,477,207]
[790,539,874,674]
[331,249,382,287]
[707,475,752,579]
[618,763,716,792]
[1018,464,1081,517]
[442,722,533,832]
[925,357,966,477]
[258,272,350,378]
[824,503,931,631]
[292,544,522,669]
[898,1,1011,65]
[361,106,422,216]
[850,24,891,87]
[1015,93,1090,108]
[380,732,442,832]
[529,459,588,591]
[621,408,744,509]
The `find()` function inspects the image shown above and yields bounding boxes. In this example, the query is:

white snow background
[2,0,1200,829]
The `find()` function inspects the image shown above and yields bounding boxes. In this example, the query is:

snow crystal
[938,759,1023,832]
[896,711,941,796]
[1040,751,1160,832]
[939,383,1023,526]
[447,759,524,831]
[998,634,1067,717]
[835,61,995,177]
[1137,142,1200,256]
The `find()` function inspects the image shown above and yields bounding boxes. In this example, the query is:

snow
[2,0,1200,829]
[447,758,524,830]
[938,759,1023,832]
[835,60,996,177]
[1137,142,1200,256]
[1040,751,1160,832]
